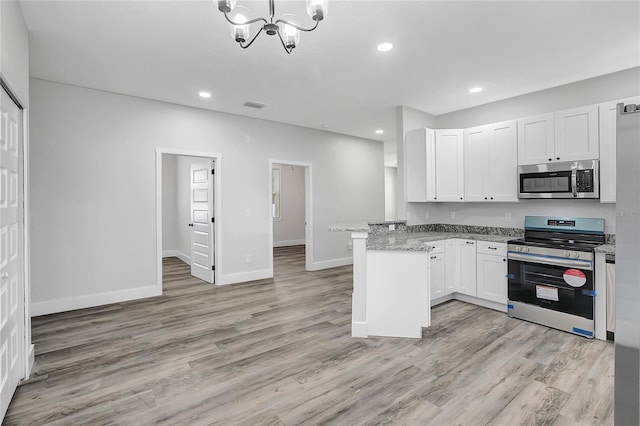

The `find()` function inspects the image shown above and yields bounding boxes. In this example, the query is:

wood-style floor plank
[4,245,614,425]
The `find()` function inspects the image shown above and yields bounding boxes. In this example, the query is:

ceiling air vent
[243,100,267,109]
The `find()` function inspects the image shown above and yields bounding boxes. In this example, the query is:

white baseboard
[31,285,162,317]
[163,250,190,264]
[308,257,352,271]
[273,239,305,247]
[351,321,368,338]
[218,268,272,286]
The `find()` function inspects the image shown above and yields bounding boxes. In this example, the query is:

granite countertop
[328,220,370,232]
[367,232,515,251]
[595,243,615,255]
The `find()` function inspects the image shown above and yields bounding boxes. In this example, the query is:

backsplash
[407,223,524,237]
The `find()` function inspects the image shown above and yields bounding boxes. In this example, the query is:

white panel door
[476,253,508,304]
[435,129,464,201]
[489,120,518,202]
[554,105,599,162]
[0,86,24,421]
[428,252,445,301]
[598,97,640,203]
[190,161,214,283]
[517,113,555,165]
[405,128,427,202]
[457,240,477,296]
[463,125,490,202]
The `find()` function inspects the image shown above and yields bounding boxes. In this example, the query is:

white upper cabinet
[518,106,599,165]
[517,113,555,165]
[599,96,640,203]
[554,105,599,162]
[463,125,490,202]
[405,128,435,202]
[435,129,464,202]
[464,121,518,202]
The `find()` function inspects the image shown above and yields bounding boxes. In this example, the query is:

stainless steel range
[507,216,605,338]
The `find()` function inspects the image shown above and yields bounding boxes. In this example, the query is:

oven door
[507,252,594,320]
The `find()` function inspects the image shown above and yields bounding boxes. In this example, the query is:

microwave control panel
[576,170,594,192]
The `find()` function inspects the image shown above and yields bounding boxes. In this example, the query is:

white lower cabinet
[428,251,446,300]
[457,240,477,296]
[476,242,508,305]
[445,239,458,294]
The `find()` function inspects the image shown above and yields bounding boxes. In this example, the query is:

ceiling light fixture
[375,129,384,134]
[217,0,328,54]
[469,87,483,93]
[377,42,393,52]
[199,91,212,98]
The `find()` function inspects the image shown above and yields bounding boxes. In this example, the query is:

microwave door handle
[571,163,578,197]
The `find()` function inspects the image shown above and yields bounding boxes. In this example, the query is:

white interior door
[0,86,25,420]
[190,160,214,283]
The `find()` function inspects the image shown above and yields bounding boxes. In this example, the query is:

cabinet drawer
[477,241,507,256]
[425,240,445,253]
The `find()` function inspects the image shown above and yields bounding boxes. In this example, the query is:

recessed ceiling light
[375,129,384,134]
[321,124,329,128]
[377,42,393,52]
[199,91,212,98]
[469,87,483,93]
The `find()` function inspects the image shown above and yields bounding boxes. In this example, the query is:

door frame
[0,75,33,381]
[155,148,222,291]
[268,159,313,273]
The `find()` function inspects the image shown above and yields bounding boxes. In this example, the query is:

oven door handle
[507,252,592,270]
[571,163,578,198]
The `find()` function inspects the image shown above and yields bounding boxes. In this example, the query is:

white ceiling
[19,0,640,158]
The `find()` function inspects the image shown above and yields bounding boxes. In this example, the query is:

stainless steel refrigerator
[615,101,640,425]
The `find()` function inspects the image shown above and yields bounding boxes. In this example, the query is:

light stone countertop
[367,232,515,251]
[594,243,615,255]
[328,220,370,232]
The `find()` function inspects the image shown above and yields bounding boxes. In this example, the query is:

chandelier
[217,0,328,54]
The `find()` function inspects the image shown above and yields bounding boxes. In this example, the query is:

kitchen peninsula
[329,220,521,338]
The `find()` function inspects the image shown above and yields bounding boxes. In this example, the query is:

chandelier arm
[268,0,275,21]
[238,26,265,49]
[276,30,293,54]
[274,18,319,32]
[223,11,268,27]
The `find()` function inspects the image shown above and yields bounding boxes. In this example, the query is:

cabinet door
[599,97,640,203]
[405,128,428,202]
[464,125,490,202]
[554,105,599,162]
[476,253,508,304]
[435,129,464,201]
[457,240,477,296]
[429,252,446,300]
[517,113,555,165]
[445,239,458,294]
[488,120,518,202]
[426,129,437,201]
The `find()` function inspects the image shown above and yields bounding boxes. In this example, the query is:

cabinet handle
[490,197,494,200]
[188,223,194,227]
[466,241,474,245]
[548,158,552,161]
[488,246,497,250]
[503,258,506,262]
[556,157,560,160]
[484,197,487,200]
[460,197,463,200]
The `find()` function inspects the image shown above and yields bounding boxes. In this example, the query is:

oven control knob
[572,252,580,258]
[516,246,522,252]
[565,250,571,257]
[523,247,530,253]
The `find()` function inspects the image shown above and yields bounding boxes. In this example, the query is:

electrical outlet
[505,213,512,221]
[389,224,396,231]
[450,211,456,220]
[245,208,251,217]
[347,241,353,250]
[245,254,252,263]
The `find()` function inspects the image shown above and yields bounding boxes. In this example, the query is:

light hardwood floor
[5,246,614,425]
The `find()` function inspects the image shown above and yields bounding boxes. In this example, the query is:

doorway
[155,149,222,291]
[268,160,312,274]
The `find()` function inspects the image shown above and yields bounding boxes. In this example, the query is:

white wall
[0,1,29,105]
[273,164,305,247]
[161,154,178,253]
[29,79,385,314]
[401,68,640,233]
[385,166,397,220]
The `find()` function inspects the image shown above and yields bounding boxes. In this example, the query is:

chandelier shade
[217,0,328,53]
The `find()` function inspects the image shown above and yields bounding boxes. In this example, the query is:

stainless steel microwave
[518,160,599,199]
